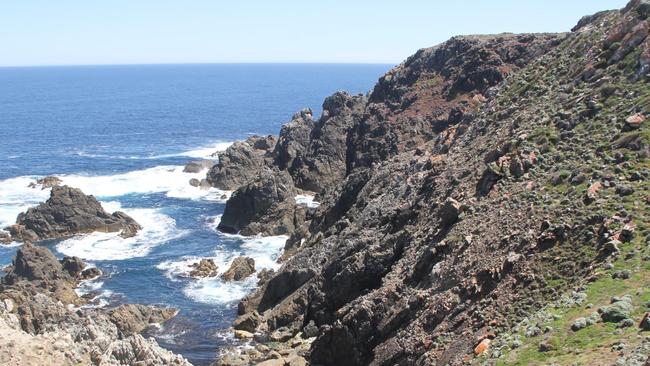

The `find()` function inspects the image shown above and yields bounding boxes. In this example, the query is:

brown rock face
[107,304,178,336]
[7,185,141,242]
[221,257,255,282]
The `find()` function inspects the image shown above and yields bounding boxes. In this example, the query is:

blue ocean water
[0,64,390,365]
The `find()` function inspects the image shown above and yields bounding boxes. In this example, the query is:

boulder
[189,178,201,187]
[188,259,218,278]
[7,185,142,242]
[439,197,463,226]
[207,135,277,190]
[107,304,178,335]
[600,296,633,322]
[233,311,261,333]
[60,256,86,277]
[221,257,255,282]
[218,168,302,236]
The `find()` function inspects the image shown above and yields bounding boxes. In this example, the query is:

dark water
[0,63,390,365]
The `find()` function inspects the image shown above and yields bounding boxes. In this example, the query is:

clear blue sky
[0,0,628,67]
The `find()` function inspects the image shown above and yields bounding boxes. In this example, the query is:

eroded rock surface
[7,185,141,242]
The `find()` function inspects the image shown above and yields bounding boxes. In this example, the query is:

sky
[0,0,629,67]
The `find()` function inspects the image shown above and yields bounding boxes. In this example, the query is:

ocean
[0,63,390,365]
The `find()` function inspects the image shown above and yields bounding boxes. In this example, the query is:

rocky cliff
[213,1,650,365]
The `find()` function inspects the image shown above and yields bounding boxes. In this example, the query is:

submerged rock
[7,185,142,242]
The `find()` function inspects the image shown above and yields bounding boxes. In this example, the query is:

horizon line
[0,61,399,69]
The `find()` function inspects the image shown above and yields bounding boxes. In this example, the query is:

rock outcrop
[221,256,255,281]
[207,135,277,190]
[216,1,650,365]
[7,185,141,242]
[290,92,366,193]
[0,244,188,366]
[217,168,304,236]
[188,258,219,278]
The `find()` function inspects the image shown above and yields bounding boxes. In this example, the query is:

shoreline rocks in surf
[0,244,188,365]
[6,185,142,243]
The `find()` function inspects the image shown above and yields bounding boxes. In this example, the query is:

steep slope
[215,2,649,365]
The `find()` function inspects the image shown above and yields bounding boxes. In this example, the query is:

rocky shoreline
[1,1,649,365]
[0,243,189,365]
[202,1,650,365]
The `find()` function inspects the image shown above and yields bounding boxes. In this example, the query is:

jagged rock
[80,267,101,280]
[60,256,86,277]
[107,304,178,336]
[188,259,218,278]
[207,135,277,190]
[27,176,62,189]
[7,185,141,242]
[233,311,261,333]
[218,168,302,236]
[640,312,650,330]
[221,257,255,281]
[273,109,314,170]
[290,93,366,192]
[183,160,214,173]
[600,296,633,322]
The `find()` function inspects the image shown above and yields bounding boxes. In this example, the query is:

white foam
[56,206,187,261]
[174,142,233,159]
[0,176,51,229]
[295,194,320,209]
[68,141,232,161]
[160,234,287,305]
[205,215,222,232]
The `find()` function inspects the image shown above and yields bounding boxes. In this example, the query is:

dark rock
[221,257,255,281]
[189,178,201,187]
[640,312,650,330]
[273,109,314,170]
[207,135,277,190]
[233,311,261,333]
[60,256,86,277]
[8,185,142,242]
[80,267,101,280]
[290,93,366,192]
[218,168,302,236]
[302,320,319,338]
